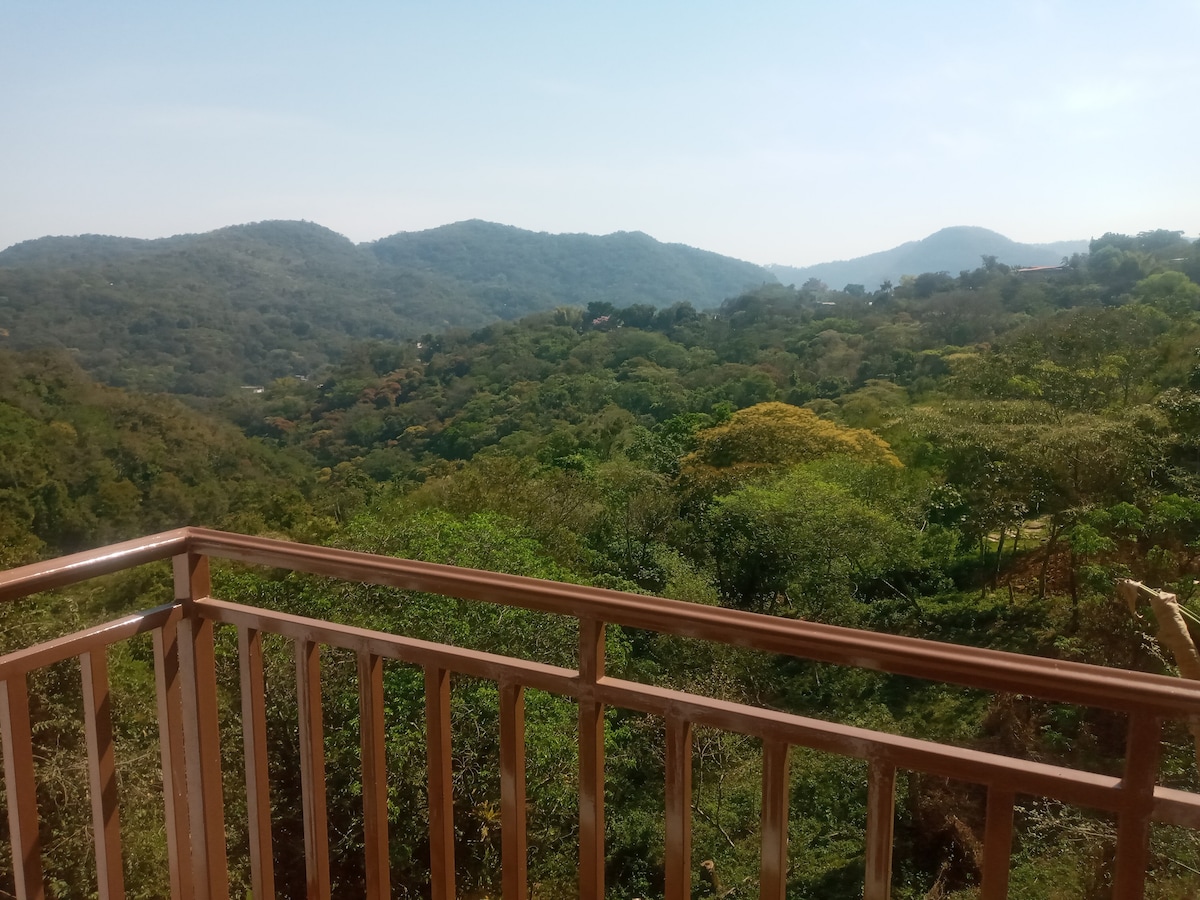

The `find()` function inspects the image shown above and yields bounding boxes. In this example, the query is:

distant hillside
[369,219,773,314]
[768,226,1089,292]
[0,219,773,394]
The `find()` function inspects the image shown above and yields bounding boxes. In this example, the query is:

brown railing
[2,527,1200,900]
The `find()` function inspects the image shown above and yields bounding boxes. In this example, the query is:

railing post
[664,716,693,900]
[154,610,194,900]
[174,552,229,900]
[0,674,45,900]
[358,651,390,900]
[864,759,895,900]
[296,639,331,900]
[82,648,125,900]
[499,679,528,900]
[759,739,791,900]
[238,627,275,900]
[1112,713,1161,900]
[980,787,1014,900]
[425,666,455,900]
[578,618,606,900]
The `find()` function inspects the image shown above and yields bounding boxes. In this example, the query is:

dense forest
[0,220,773,395]
[3,228,1200,898]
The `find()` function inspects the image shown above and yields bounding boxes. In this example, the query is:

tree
[706,463,921,615]
[680,401,900,499]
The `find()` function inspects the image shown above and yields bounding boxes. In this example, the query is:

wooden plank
[980,788,1014,900]
[82,648,125,900]
[186,527,1200,719]
[499,680,527,900]
[664,717,692,900]
[153,615,193,900]
[238,627,275,900]
[578,618,606,900]
[1112,714,1162,900]
[0,675,45,900]
[759,739,790,900]
[864,760,895,900]
[425,666,455,900]
[198,597,577,697]
[175,550,229,900]
[358,652,390,900]
[0,603,178,682]
[295,639,331,900]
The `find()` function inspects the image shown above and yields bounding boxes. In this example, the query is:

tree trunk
[1038,522,1062,600]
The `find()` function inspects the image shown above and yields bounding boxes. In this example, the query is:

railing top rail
[4,527,1200,718]
[0,528,189,603]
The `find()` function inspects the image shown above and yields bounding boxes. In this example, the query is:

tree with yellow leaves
[679,401,901,498]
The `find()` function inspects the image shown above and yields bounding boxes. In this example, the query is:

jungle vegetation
[2,228,1200,898]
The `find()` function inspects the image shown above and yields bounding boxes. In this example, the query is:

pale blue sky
[2,1,1197,265]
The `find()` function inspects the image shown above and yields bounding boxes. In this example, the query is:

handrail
[4,528,1200,900]
[5,527,1200,716]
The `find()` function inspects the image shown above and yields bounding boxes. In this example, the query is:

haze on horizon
[3,0,1197,268]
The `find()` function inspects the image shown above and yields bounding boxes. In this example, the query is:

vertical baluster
[980,787,1014,900]
[578,618,606,900]
[174,553,228,900]
[664,716,693,900]
[1113,713,1162,900]
[1,674,45,900]
[864,760,895,900]
[358,652,390,900]
[425,666,455,900]
[82,648,125,900]
[238,627,275,900]
[154,613,193,900]
[295,639,331,900]
[759,739,791,900]
[499,680,527,900]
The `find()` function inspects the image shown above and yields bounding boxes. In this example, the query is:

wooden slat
[175,551,229,900]
[82,648,125,900]
[980,788,1014,900]
[358,652,390,900]
[198,597,577,698]
[578,618,606,900]
[295,639,331,900]
[153,616,194,900]
[0,603,178,681]
[759,739,791,900]
[864,760,895,900]
[1112,714,1162,900]
[0,675,45,900]
[597,677,1127,814]
[664,717,692,900]
[425,666,455,900]
[238,627,275,900]
[499,680,527,900]
[185,527,1200,720]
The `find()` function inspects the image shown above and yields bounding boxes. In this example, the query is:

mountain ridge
[767,226,1089,291]
[0,218,775,394]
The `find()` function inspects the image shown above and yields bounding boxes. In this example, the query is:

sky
[2,0,1198,267]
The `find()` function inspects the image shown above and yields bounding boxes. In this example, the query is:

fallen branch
[1117,579,1200,773]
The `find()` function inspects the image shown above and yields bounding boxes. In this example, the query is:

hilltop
[0,219,774,393]
[768,226,1088,291]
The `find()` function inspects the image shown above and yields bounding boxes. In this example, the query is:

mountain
[368,219,773,313]
[768,226,1089,292]
[0,220,774,394]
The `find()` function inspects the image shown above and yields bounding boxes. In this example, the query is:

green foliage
[4,228,1200,898]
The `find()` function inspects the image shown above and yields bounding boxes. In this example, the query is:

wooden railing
[2,527,1200,900]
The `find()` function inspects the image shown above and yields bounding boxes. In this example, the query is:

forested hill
[768,225,1089,292]
[7,229,1200,898]
[367,219,774,310]
[0,219,774,394]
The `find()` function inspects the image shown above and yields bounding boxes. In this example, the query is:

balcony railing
[2,527,1199,899]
